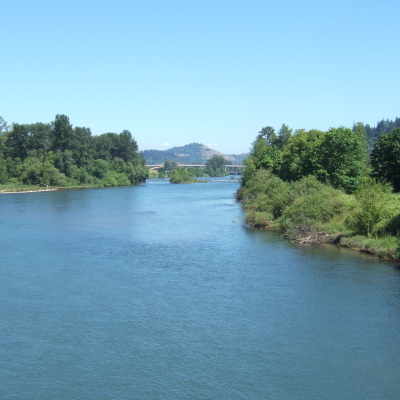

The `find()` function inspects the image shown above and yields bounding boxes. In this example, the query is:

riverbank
[0,183,119,193]
[1,188,58,194]
[238,170,400,260]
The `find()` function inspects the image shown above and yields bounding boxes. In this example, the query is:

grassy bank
[237,170,400,259]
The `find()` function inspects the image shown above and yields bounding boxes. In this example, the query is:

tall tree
[52,114,75,153]
[206,155,227,176]
[0,116,10,134]
[6,123,30,160]
[370,127,400,192]
[163,160,178,171]
[257,126,277,145]
[73,126,92,167]
[27,122,53,158]
[275,123,293,149]
[117,130,138,162]
[313,127,367,192]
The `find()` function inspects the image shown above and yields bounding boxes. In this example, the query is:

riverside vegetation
[237,120,400,259]
[0,115,148,191]
[149,155,231,183]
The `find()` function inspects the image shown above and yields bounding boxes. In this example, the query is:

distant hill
[141,143,248,165]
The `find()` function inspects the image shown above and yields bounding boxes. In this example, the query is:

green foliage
[125,162,149,184]
[206,155,227,176]
[345,179,392,237]
[238,121,400,257]
[279,129,325,181]
[363,116,400,149]
[279,181,351,229]
[157,168,167,178]
[163,160,178,171]
[5,157,22,178]
[170,167,196,183]
[241,169,291,225]
[0,114,148,189]
[19,157,67,186]
[384,213,400,237]
[0,116,10,134]
[370,127,400,192]
[52,114,75,153]
[89,159,109,179]
[54,150,76,176]
[187,167,208,177]
[312,127,367,192]
[0,152,7,184]
[6,123,30,160]
[244,125,367,193]
[257,126,277,145]
[339,235,399,259]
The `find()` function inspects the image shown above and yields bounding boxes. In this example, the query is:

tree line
[238,118,400,258]
[153,155,231,182]
[0,115,149,187]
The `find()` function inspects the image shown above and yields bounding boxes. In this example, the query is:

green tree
[54,150,76,176]
[370,127,400,192]
[73,126,92,167]
[0,152,7,183]
[247,135,282,172]
[279,129,324,181]
[170,167,196,183]
[6,157,22,178]
[0,116,10,134]
[52,114,75,153]
[92,133,116,161]
[6,123,30,160]
[206,155,227,176]
[346,178,390,237]
[309,127,367,192]
[18,157,67,186]
[257,126,277,145]
[164,160,178,171]
[274,123,293,149]
[90,159,109,179]
[352,122,369,154]
[117,130,138,162]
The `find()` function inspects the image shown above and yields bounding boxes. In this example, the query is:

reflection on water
[1,179,400,400]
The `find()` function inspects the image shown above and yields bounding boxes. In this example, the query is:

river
[1,178,400,399]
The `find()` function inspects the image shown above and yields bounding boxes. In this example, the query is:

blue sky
[1,0,399,154]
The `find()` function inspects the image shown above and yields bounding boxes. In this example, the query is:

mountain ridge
[141,143,248,165]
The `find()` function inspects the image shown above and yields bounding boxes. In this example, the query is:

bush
[244,210,274,227]
[345,179,395,237]
[241,170,291,225]
[170,167,196,184]
[279,185,350,228]
[91,159,109,179]
[19,158,67,186]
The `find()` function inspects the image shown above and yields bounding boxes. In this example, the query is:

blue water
[1,178,400,399]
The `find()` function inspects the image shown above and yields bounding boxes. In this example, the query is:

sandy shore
[0,188,58,194]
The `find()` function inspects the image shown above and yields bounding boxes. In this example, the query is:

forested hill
[0,114,149,187]
[142,143,248,165]
[365,117,400,148]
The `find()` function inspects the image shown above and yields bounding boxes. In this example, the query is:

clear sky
[1,0,399,154]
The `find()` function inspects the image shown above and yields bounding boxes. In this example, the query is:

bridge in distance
[146,164,245,175]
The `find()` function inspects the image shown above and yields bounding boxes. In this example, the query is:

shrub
[345,179,394,237]
[279,185,350,229]
[170,167,196,184]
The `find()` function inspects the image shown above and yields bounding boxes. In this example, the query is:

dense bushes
[239,124,400,259]
[170,167,196,184]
